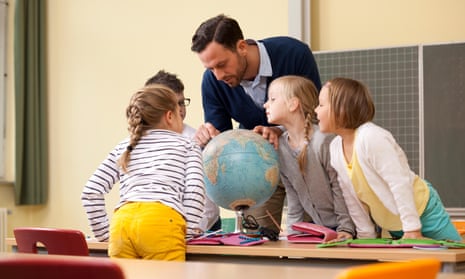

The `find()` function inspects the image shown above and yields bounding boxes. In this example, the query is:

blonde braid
[119,95,146,173]
[117,85,179,173]
[297,113,313,173]
[268,75,319,174]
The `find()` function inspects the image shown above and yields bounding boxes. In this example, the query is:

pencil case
[287,222,338,243]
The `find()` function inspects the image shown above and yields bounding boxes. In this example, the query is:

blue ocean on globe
[202,129,280,211]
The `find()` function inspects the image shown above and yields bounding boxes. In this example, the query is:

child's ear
[288,97,300,112]
[164,110,175,125]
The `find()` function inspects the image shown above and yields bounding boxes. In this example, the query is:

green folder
[317,238,465,248]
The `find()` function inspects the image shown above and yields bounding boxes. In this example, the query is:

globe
[202,129,280,211]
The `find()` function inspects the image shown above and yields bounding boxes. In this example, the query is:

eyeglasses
[178,98,191,107]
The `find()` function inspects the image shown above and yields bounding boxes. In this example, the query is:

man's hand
[253,125,283,149]
[193,122,220,148]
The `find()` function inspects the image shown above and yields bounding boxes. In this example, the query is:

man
[145,70,221,232]
[191,14,321,235]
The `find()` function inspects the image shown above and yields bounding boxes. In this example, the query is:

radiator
[0,208,7,252]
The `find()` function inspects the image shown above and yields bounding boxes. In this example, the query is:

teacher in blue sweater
[191,14,321,234]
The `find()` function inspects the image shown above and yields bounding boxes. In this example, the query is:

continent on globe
[202,129,280,211]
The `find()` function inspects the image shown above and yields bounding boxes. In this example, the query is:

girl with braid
[81,85,205,261]
[263,75,355,240]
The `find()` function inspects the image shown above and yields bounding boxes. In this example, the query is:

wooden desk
[1,252,464,279]
[187,240,465,273]
[6,237,465,273]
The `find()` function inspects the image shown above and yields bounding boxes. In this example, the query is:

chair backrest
[335,258,441,279]
[14,227,89,256]
[452,220,465,237]
[0,255,125,279]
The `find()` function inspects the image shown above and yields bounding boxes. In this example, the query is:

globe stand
[233,205,249,233]
[234,209,245,233]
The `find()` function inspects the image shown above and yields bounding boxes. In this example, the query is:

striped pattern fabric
[81,129,205,241]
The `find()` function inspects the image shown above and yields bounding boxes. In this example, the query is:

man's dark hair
[145,70,184,93]
[191,14,244,53]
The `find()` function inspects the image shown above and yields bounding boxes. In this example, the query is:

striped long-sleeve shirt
[81,129,205,241]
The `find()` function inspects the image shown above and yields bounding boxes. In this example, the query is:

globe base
[234,210,245,233]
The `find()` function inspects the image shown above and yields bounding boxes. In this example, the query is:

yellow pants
[109,202,186,261]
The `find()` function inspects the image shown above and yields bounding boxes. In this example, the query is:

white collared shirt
[240,41,273,108]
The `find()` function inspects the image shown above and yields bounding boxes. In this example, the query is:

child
[263,75,355,240]
[315,77,461,241]
[144,70,221,232]
[145,70,196,138]
[81,85,206,260]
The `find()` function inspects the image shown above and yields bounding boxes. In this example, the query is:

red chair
[14,227,89,256]
[0,255,125,279]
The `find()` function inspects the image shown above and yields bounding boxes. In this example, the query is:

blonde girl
[82,85,205,260]
[261,75,355,240]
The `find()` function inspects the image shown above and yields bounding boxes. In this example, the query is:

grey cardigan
[278,125,355,236]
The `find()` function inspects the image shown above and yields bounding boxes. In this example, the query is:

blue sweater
[200,36,321,132]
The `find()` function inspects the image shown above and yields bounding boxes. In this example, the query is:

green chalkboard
[315,47,420,174]
[423,43,465,207]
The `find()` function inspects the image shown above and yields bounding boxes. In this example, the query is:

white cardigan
[330,122,422,238]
